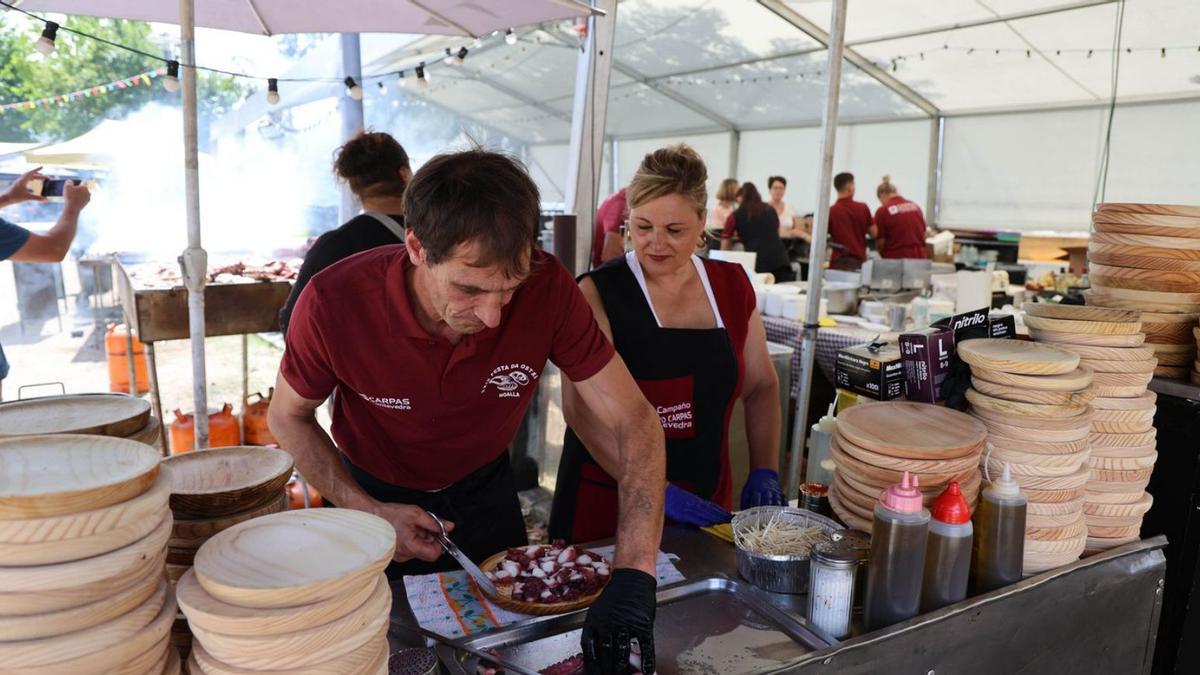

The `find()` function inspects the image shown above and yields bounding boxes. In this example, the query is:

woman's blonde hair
[877,174,897,200]
[715,178,739,203]
[627,144,708,216]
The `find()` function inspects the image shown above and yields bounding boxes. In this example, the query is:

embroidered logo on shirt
[481,363,539,398]
[358,392,412,410]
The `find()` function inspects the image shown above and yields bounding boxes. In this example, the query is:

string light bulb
[35,21,59,56]
[443,47,456,65]
[505,28,517,45]
[344,76,363,100]
[397,70,407,87]
[162,60,180,92]
[456,46,469,64]
[266,78,280,105]
[377,81,387,95]
[416,63,429,88]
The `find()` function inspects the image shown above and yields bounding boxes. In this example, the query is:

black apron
[549,255,740,543]
[344,452,528,579]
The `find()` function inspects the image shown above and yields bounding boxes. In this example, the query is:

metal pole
[241,333,249,444]
[339,34,365,225]
[178,0,209,451]
[925,115,942,225]
[124,327,137,396]
[145,342,165,456]
[785,0,849,500]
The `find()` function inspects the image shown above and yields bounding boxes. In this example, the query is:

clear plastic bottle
[970,463,1027,594]
[920,481,973,612]
[864,471,930,630]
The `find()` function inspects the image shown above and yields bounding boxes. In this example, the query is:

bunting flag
[0,67,165,113]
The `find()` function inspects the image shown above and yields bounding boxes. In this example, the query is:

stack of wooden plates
[0,392,162,449]
[0,435,179,673]
[827,401,986,533]
[161,446,293,659]
[1086,202,1200,378]
[958,338,1093,575]
[179,509,395,674]
[1021,302,1160,554]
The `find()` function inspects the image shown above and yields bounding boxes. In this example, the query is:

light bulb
[162,60,180,93]
[416,63,429,88]
[377,81,387,95]
[266,78,280,105]
[454,47,468,65]
[344,77,363,100]
[35,22,59,56]
[443,47,455,65]
[397,71,407,87]
[505,29,517,46]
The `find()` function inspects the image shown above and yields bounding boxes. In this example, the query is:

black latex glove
[582,568,657,675]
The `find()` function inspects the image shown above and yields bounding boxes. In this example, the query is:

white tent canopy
[361,0,1200,232]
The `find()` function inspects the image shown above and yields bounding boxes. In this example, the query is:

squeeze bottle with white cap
[920,481,973,612]
[864,471,930,630]
[970,463,1027,594]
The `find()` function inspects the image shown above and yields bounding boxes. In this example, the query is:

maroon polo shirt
[874,196,929,259]
[281,245,614,490]
[828,196,872,263]
[592,188,628,268]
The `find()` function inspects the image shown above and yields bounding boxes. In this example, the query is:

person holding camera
[0,167,91,263]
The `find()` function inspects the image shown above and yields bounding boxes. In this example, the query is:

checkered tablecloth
[763,316,898,396]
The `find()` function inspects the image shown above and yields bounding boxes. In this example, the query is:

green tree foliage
[0,16,245,143]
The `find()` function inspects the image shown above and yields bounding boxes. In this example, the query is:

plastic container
[805,403,838,486]
[242,389,277,446]
[971,463,1028,594]
[921,482,974,612]
[169,403,240,454]
[808,539,858,639]
[864,471,930,631]
[104,324,149,394]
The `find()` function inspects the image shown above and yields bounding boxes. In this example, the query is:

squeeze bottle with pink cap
[864,471,930,630]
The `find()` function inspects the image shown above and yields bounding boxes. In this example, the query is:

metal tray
[434,576,832,674]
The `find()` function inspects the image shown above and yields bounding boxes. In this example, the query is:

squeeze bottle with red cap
[970,462,1027,594]
[920,481,973,612]
[864,471,930,630]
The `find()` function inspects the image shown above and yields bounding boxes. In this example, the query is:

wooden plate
[1091,406,1156,424]
[167,546,196,566]
[1153,352,1194,368]
[828,486,872,533]
[0,394,151,438]
[1026,516,1086,542]
[1028,497,1086,516]
[0,479,168,566]
[1150,341,1196,354]
[1022,314,1141,335]
[831,441,979,487]
[482,548,617,616]
[195,509,395,609]
[971,404,1093,430]
[957,339,1080,375]
[1091,230,1200,250]
[1047,344,1156,362]
[966,388,1089,419]
[984,434,1090,457]
[1090,263,1200,294]
[970,378,1094,406]
[1079,357,1157,375]
[1091,419,1154,434]
[1013,464,1090,491]
[189,626,388,675]
[1155,365,1190,379]
[113,634,170,675]
[0,581,166,668]
[1085,287,1200,313]
[0,513,171,614]
[0,555,161,640]
[1028,510,1085,528]
[1024,486,1086,503]
[1088,246,1200,272]
[1028,327,1145,347]
[981,418,1091,443]
[164,446,294,518]
[0,468,169,548]
[1084,493,1153,517]
[177,568,382,637]
[170,491,288,550]
[0,435,161,519]
[1090,443,1157,459]
[187,572,390,670]
[1085,535,1140,552]
[125,415,162,447]
[1085,487,1148,503]
[167,563,190,585]
[1088,452,1157,471]
[983,444,1089,468]
[1093,209,1200,229]
[832,435,981,475]
[1094,384,1152,398]
[1022,303,1139,323]
[971,364,1094,392]
[982,456,1086,479]
[1096,202,1200,218]
[1092,370,1154,388]
[1093,218,1200,240]
[835,402,987,460]
[1090,467,1154,483]
[1087,523,1142,539]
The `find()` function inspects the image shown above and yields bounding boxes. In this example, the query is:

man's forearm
[45,207,80,257]
[269,411,377,513]
[613,408,665,575]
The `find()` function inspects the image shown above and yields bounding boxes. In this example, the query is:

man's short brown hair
[404,149,539,277]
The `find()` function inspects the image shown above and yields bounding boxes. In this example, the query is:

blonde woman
[707,177,738,229]
[550,144,785,542]
[871,174,929,259]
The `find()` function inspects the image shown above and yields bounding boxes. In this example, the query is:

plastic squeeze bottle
[864,471,930,630]
[920,481,973,612]
[970,463,1027,594]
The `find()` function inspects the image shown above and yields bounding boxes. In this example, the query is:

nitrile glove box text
[835,342,905,401]
[900,327,955,403]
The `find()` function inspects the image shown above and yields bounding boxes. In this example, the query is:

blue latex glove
[664,483,732,527]
[741,468,786,510]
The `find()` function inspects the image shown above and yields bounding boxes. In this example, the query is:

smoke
[81,104,320,261]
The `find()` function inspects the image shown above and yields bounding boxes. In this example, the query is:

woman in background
[707,178,738,230]
[550,144,785,542]
[722,182,794,282]
[871,174,929,259]
[279,131,412,333]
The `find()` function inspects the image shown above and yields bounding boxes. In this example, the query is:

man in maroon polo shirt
[269,149,665,673]
[827,172,872,270]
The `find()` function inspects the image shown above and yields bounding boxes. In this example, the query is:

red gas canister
[169,403,240,454]
[242,389,276,446]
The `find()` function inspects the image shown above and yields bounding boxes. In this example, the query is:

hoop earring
[696,230,709,250]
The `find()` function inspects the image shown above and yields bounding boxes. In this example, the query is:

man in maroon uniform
[827,172,873,269]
